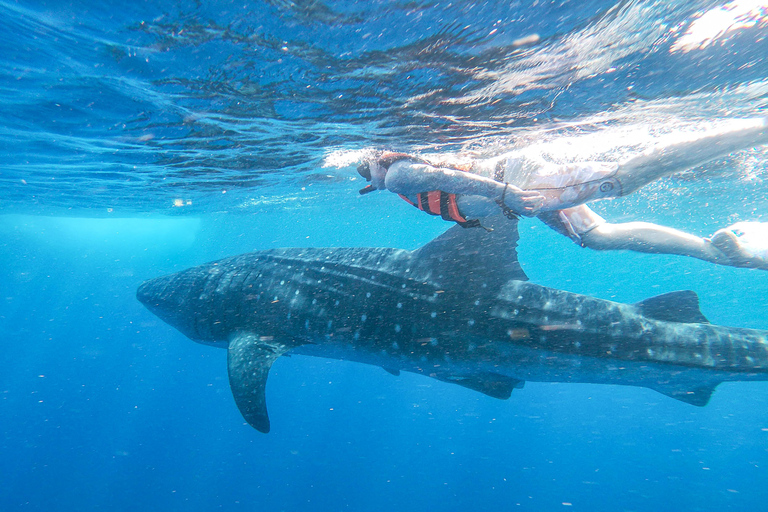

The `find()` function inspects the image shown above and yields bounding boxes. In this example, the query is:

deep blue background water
[2,1,768,510]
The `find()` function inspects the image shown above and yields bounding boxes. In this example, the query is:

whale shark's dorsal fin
[409,216,527,293]
[227,333,293,433]
[635,290,710,324]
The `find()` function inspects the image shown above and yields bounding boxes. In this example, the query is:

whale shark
[137,218,768,432]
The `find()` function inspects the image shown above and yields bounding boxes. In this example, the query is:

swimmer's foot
[709,222,768,270]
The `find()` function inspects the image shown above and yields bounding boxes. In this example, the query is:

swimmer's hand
[498,183,545,217]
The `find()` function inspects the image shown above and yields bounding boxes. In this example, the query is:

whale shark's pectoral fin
[647,381,721,406]
[435,372,525,399]
[635,290,710,324]
[227,333,293,433]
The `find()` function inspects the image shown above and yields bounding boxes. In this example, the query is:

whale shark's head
[137,268,233,347]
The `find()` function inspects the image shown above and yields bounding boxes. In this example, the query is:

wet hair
[357,161,371,181]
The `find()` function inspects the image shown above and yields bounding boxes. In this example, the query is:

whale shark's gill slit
[291,263,439,304]
[229,268,256,292]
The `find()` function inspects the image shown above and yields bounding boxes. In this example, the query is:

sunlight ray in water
[671,0,768,53]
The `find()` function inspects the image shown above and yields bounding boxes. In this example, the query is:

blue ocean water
[2,0,768,510]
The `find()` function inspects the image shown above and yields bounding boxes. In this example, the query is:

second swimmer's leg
[615,117,768,195]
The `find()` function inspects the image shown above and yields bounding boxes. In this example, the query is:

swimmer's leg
[581,222,728,265]
[615,117,768,195]
[541,206,735,266]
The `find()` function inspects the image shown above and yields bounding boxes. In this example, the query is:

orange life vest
[398,191,481,229]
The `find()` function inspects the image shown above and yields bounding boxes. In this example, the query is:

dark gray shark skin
[137,219,768,433]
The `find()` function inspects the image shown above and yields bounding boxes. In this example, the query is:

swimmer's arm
[385,160,544,215]
[385,161,501,196]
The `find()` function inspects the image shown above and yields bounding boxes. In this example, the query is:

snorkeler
[357,118,768,270]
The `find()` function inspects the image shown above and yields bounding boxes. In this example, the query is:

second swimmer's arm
[385,160,544,216]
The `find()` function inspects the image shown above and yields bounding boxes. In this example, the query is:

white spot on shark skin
[647,348,655,356]
[361,314,367,322]
[280,280,285,285]
[287,313,291,320]
[467,319,475,326]
[431,312,437,318]
[397,303,402,309]
[295,290,300,295]
[401,284,407,289]
[366,292,371,298]
[395,324,401,333]
[474,300,480,306]
[334,300,340,306]
[573,341,581,348]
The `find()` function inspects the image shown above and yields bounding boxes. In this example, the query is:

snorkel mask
[357,161,376,195]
